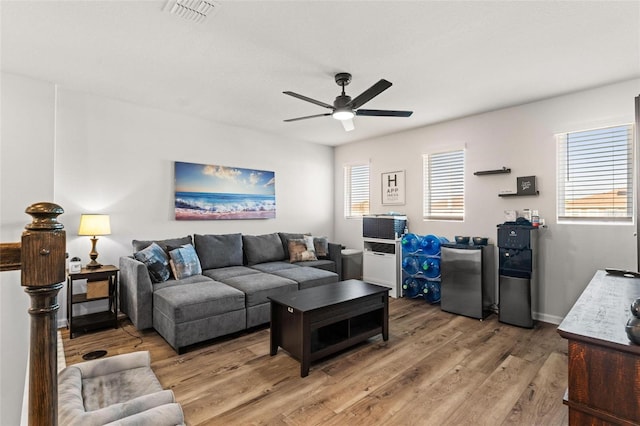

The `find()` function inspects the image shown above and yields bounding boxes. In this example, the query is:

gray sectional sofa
[119,232,342,353]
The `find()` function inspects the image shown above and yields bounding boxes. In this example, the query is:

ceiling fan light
[332,109,355,121]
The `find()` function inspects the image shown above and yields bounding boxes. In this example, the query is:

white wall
[335,78,640,323]
[0,73,56,426]
[52,88,335,323]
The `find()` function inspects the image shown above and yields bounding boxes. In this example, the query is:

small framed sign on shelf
[517,176,537,195]
[382,170,405,205]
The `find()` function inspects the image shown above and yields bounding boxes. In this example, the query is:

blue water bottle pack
[401,233,448,304]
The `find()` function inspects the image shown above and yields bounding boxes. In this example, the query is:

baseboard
[534,311,564,325]
[57,318,68,329]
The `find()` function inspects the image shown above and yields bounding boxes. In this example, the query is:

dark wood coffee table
[269,279,389,377]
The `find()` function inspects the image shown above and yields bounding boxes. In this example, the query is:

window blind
[557,124,633,222]
[423,150,465,221]
[344,164,370,217]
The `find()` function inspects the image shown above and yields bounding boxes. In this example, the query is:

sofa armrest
[119,256,154,330]
[328,243,343,280]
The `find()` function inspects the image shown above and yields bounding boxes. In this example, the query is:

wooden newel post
[21,202,66,426]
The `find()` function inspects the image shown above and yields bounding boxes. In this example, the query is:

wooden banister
[0,242,21,271]
[1,202,66,426]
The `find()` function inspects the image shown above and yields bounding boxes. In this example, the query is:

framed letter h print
[382,170,405,205]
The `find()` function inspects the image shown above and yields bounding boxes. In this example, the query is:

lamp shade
[78,214,111,236]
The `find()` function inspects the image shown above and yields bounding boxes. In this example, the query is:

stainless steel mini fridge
[440,244,495,319]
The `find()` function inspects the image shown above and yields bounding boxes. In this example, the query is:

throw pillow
[278,232,305,259]
[303,235,316,255]
[313,236,330,259]
[242,233,286,266]
[194,233,243,270]
[134,242,171,283]
[168,244,202,280]
[288,239,318,262]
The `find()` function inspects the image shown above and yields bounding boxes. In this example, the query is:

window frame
[556,123,634,224]
[422,149,465,222]
[344,163,370,218]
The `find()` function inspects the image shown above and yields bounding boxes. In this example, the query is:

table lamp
[78,214,111,269]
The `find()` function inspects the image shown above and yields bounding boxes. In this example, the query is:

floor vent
[165,0,219,24]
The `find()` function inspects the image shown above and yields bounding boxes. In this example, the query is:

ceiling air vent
[165,0,219,23]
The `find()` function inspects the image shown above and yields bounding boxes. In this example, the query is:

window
[557,124,634,223]
[423,149,465,221]
[344,164,370,217]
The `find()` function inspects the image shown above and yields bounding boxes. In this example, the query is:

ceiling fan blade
[284,113,332,122]
[341,118,355,132]
[356,109,413,117]
[350,79,392,109]
[283,91,334,110]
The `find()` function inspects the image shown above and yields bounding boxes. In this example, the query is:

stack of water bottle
[401,233,449,303]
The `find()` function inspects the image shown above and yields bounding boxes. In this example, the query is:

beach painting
[174,161,276,220]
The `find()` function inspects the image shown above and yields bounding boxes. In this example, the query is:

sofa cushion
[132,236,193,254]
[249,261,299,273]
[194,233,243,270]
[288,239,317,262]
[134,243,171,283]
[292,259,336,273]
[270,266,338,290]
[153,281,245,324]
[220,273,297,307]
[168,244,202,280]
[242,233,285,265]
[203,266,260,281]
[153,274,214,291]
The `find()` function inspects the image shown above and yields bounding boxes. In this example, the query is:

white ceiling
[2,1,639,146]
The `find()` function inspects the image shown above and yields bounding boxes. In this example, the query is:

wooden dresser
[557,270,640,425]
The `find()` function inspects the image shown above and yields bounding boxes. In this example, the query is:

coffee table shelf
[269,280,389,377]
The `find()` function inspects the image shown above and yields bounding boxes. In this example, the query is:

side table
[67,265,119,338]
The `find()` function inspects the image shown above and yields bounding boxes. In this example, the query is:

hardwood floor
[61,297,569,425]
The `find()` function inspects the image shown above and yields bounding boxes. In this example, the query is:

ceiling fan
[283,73,413,132]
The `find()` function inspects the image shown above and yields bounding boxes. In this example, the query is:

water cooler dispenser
[497,224,537,328]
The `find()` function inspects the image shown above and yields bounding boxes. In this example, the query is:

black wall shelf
[498,191,539,197]
[474,167,511,176]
